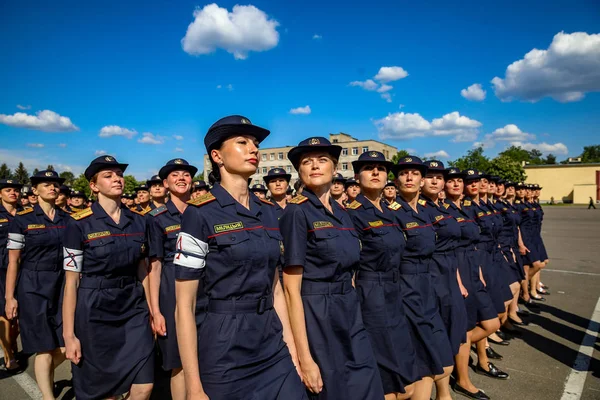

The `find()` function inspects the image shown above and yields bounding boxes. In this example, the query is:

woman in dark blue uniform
[5,170,68,398]
[532,184,550,294]
[62,156,155,400]
[148,158,202,400]
[280,137,383,399]
[0,178,23,372]
[346,151,418,400]
[420,160,469,399]
[390,156,453,400]
[329,173,347,206]
[264,168,291,218]
[174,115,305,400]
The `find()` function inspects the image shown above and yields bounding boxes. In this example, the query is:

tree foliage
[59,171,75,186]
[123,175,141,194]
[487,155,526,182]
[581,145,600,163]
[46,164,55,171]
[389,150,411,179]
[13,162,29,184]
[0,163,13,179]
[448,147,490,171]
[71,173,91,197]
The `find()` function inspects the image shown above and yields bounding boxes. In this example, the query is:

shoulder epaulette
[260,198,273,206]
[463,200,472,206]
[443,203,450,209]
[70,207,93,220]
[17,208,34,216]
[515,200,521,204]
[288,194,308,205]
[187,192,216,207]
[345,200,362,210]
[418,199,427,206]
[130,208,147,216]
[149,205,168,217]
[388,201,401,211]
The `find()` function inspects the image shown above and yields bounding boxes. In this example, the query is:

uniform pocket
[214,230,250,262]
[27,229,49,245]
[87,237,115,258]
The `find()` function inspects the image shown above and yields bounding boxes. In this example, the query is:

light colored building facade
[524,163,600,204]
[203,133,398,187]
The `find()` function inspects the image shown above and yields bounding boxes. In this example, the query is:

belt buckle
[256,296,267,315]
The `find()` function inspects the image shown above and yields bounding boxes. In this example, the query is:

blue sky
[1,0,599,179]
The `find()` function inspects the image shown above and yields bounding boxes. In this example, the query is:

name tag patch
[313,221,334,229]
[0,218,8,223]
[435,215,444,221]
[165,224,181,233]
[456,217,465,222]
[87,231,111,240]
[214,221,244,234]
[405,222,419,229]
[368,220,384,227]
[27,224,45,230]
[477,212,485,217]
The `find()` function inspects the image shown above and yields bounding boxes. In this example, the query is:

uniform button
[231,236,236,241]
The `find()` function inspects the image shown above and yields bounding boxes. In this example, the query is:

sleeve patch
[63,247,83,272]
[173,232,209,270]
[7,232,25,250]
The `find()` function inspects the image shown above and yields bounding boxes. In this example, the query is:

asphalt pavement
[1,206,599,400]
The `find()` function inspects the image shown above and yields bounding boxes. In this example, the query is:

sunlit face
[345,184,360,200]
[28,194,38,204]
[56,192,68,207]
[1,187,20,204]
[496,183,505,197]
[464,179,480,197]
[267,177,289,197]
[252,190,266,199]
[21,197,29,206]
[525,189,533,199]
[91,168,124,198]
[211,135,260,178]
[423,172,445,198]
[150,183,167,199]
[71,197,85,207]
[298,151,336,191]
[383,186,396,200]
[137,190,150,203]
[358,163,387,193]
[126,198,135,207]
[165,170,192,198]
[445,177,464,198]
[191,188,208,199]
[33,182,59,202]
[330,181,345,196]
[535,189,541,197]
[506,186,515,197]
[488,181,496,195]
[395,168,424,196]
[479,178,489,194]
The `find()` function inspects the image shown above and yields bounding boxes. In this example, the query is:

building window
[286,166,292,173]
[255,180,260,185]
[362,146,369,153]
[342,162,348,171]
[261,154,267,161]
[270,153,275,160]
[352,147,358,155]
[262,167,267,174]
[333,139,338,143]
[278,152,283,160]
[342,148,348,156]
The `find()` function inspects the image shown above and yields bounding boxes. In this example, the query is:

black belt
[22,263,60,272]
[399,262,429,274]
[301,279,353,295]
[208,296,274,315]
[356,270,399,283]
[79,275,137,289]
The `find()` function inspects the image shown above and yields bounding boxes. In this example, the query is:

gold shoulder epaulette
[345,200,362,210]
[149,205,167,217]
[515,200,521,204]
[463,200,472,206]
[17,208,34,216]
[443,203,450,209]
[388,201,401,211]
[418,199,427,206]
[70,207,93,220]
[288,194,308,205]
[260,198,273,206]
[187,192,216,207]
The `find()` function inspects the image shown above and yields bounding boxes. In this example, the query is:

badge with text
[313,221,334,229]
[213,221,244,234]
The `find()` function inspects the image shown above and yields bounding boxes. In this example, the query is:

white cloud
[312,34,322,40]
[58,143,67,148]
[380,93,392,103]
[375,111,482,142]
[227,84,233,91]
[138,132,165,145]
[350,79,379,91]
[216,84,222,89]
[94,150,107,156]
[289,105,311,115]
[99,125,138,139]
[377,84,393,93]
[461,83,486,101]
[492,31,600,102]
[510,141,569,155]
[175,147,184,152]
[181,4,280,60]
[489,124,535,141]
[16,104,31,110]
[27,143,44,148]
[173,135,184,140]
[424,150,450,159]
[374,66,409,83]
[0,110,79,132]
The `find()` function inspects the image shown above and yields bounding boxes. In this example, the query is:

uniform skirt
[198,297,306,400]
[521,230,541,265]
[157,262,185,370]
[0,267,8,318]
[500,246,524,284]
[72,276,154,400]
[356,271,419,394]
[400,261,454,377]
[301,280,384,400]
[456,247,497,330]
[478,243,509,314]
[431,251,468,356]
[17,267,64,354]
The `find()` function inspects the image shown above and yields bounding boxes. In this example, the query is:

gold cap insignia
[431,161,438,167]
[369,152,378,157]
[104,156,114,162]
[405,157,412,162]
[45,171,53,177]
[6,180,12,183]
[174,159,183,164]
[468,170,474,175]
[309,138,320,145]
[240,118,250,124]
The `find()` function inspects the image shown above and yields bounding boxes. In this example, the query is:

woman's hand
[301,359,324,394]
[187,391,210,400]
[152,312,167,337]
[65,335,82,365]
[519,245,529,256]
[459,284,469,298]
[5,297,18,320]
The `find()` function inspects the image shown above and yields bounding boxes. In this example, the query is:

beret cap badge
[309,138,320,145]
[45,171,53,177]
[104,156,114,162]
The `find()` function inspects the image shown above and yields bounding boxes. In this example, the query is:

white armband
[7,233,25,250]
[173,232,208,269]
[64,247,83,272]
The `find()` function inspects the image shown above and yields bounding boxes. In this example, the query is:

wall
[524,164,600,203]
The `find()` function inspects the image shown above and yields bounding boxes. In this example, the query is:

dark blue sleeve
[147,216,165,259]
[174,207,208,281]
[280,205,308,268]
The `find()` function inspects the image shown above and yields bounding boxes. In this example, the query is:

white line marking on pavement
[545,269,600,277]
[560,295,600,400]
[0,348,42,399]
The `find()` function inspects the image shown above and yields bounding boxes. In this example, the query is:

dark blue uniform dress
[147,201,207,371]
[7,205,66,354]
[346,194,418,394]
[422,197,468,356]
[532,203,548,261]
[0,204,20,317]
[62,203,154,400]
[485,199,515,301]
[280,189,384,400]
[444,200,497,330]
[393,198,454,377]
[494,200,525,283]
[515,200,541,265]
[174,185,306,400]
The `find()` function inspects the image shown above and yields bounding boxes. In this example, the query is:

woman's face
[445,178,464,198]
[212,135,260,178]
[487,181,496,195]
[383,186,396,199]
[464,179,480,197]
[330,181,345,196]
[298,151,336,191]
[267,178,289,197]
[150,183,167,199]
[496,183,505,197]
[516,188,526,198]
[358,163,387,193]
[137,190,150,203]
[33,182,59,202]
[166,170,192,197]
[395,168,423,196]
[506,186,515,197]
[423,173,445,198]
[479,178,489,194]
[91,168,124,198]
[1,187,20,204]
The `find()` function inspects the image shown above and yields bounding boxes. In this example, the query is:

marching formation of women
[0,115,550,400]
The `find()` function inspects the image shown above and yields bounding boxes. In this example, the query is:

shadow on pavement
[539,303,596,330]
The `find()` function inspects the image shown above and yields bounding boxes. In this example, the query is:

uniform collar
[33,203,64,223]
[211,182,263,219]
[396,196,429,223]
[92,201,135,229]
[166,199,181,216]
[303,187,345,224]
[356,194,395,222]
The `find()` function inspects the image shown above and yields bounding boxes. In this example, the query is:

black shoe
[476,362,509,379]
[517,308,531,317]
[508,317,529,326]
[486,347,503,360]
[520,298,541,311]
[488,336,510,346]
[453,383,490,400]
[496,330,511,341]
[537,289,550,295]
[530,295,546,302]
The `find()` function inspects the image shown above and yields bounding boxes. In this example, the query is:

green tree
[71,173,91,197]
[193,172,205,182]
[391,150,410,164]
[124,175,140,194]
[449,147,490,172]
[581,145,600,163]
[528,149,544,165]
[13,162,29,184]
[488,155,526,182]
[59,171,75,186]
[46,164,55,171]
[32,168,40,176]
[543,154,557,164]
[0,163,13,179]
